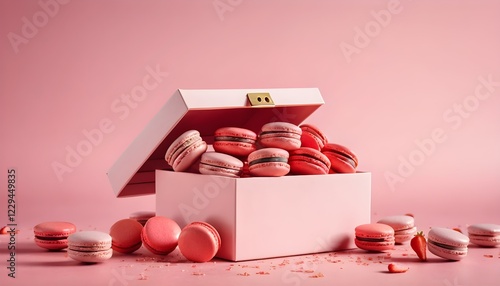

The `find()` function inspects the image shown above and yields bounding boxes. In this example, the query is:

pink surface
[1,0,500,284]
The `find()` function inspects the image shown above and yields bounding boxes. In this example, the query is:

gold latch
[247,92,275,106]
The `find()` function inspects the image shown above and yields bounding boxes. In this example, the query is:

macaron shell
[165,130,201,165]
[394,226,417,244]
[248,148,290,177]
[428,227,469,260]
[109,219,143,254]
[299,124,327,151]
[377,215,416,243]
[213,127,257,156]
[199,152,243,177]
[141,216,181,255]
[178,222,221,262]
[467,223,500,247]
[259,122,302,151]
[172,140,207,172]
[354,223,395,251]
[68,248,113,263]
[33,221,77,250]
[289,147,331,175]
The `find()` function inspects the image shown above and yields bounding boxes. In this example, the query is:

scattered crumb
[256,271,270,275]
[192,272,205,276]
[484,255,494,258]
[309,272,325,278]
[138,273,149,280]
[225,267,232,271]
[303,270,315,273]
[237,272,250,276]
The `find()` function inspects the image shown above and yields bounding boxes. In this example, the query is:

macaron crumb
[484,254,494,258]
[452,227,463,233]
[388,263,409,273]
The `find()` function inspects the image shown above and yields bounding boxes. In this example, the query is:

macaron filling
[200,162,241,172]
[428,240,466,251]
[249,157,288,166]
[355,236,387,242]
[215,136,255,144]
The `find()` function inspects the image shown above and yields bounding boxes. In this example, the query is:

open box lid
[107,88,324,197]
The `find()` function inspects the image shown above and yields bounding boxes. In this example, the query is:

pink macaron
[377,215,417,244]
[321,143,358,173]
[165,130,207,172]
[213,127,257,157]
[33,221,76,250]
[141,216,181,255]
[178,221,221,262]
[109,219,143,254]
[199,152,244,177]
[258,122,302,151]
[428,227,469,260]
[355,223,395,252]
[67,231,113,263]
[467,223,500,247]
[299,124,328,151]
[248,148,290,177]
[289,147,331,175]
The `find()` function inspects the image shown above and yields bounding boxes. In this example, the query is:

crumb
[0,226,11,234]
[309,272,325,278]
[304,270,315,273]
[225,267,232,271]
[388,263,409,273]
[138,273,148,280]
[256,271,270,275]
[192,272,205,276]
[191,265,197,268]
[484,255,494,258]
[237,272,250,276]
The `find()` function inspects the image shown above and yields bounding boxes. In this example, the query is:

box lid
[107,88,324,197]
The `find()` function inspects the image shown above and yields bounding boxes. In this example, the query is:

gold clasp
[247,92,275,107]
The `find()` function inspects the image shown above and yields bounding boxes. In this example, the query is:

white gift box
[108,88,371,261]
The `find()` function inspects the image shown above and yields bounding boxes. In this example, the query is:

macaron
[178,221,221,262]
[467,223,500,247]
[427,227,469,260]
[289,147,331,175]
[33,221,76,250]
[355,223,395,251]
[213,127,257,157]
[141,216,181,255]
[258,122,302,151]
[377,215,417,244]
[321,143,358,173]
[299,124,328,151]
[248,148,290,177]
[109,219,143,254]
[129,211,156,226]
[67,231,113,263]
[165,130,208,172]
[199,152,244,177]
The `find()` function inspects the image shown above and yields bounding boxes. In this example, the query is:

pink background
[1,0,500,284]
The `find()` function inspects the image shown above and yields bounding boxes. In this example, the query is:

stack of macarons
[165,122,359,177]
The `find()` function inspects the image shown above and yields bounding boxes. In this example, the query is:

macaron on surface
[109,219,143,254]
[67,231,113,263]
[299,124,328,151]
[355,223,395,251]
[322,143,358,173]
[467,223,500,247]
[165,130,207,172]
[178,221,221,263]
[141,216,181,255]
[33,221,76,250]
[377,215,417,244]
[289,147,331,175]
[199,152,244,177]
[248,148,290,177]
[427,227,469,260]
[213,127,257,157]
[259,122,302,151]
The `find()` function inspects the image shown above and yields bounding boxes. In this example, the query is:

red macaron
[289,147,331,175]
[321,143,358,173]
[299,124,328,151]
[33,221,76,250]
[141,216,181,255]
[213,127,257,157]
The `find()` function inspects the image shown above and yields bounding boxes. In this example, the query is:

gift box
[107,88,371,261]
